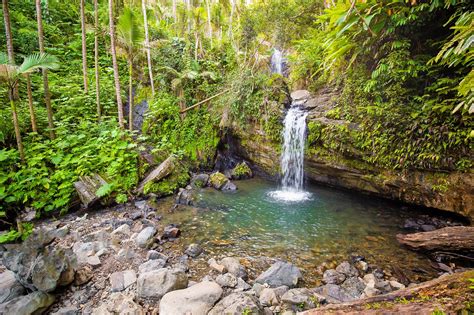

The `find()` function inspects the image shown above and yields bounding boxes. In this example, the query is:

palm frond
[18,53,60,74]
[0,53,9,65]
[117,7,144,50]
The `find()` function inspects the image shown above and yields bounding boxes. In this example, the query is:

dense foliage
[0,0,472,239]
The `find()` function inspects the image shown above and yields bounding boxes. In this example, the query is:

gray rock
[314,284,351,303]
[86,255,101,267]
[0,291,54,315]
[209,292,262,315]
[135,226,156,248]
[221,181,238,191]
[176,188,196,205]
[291,90,311,102]
[255,261,301,288]
[322,269,345,285]
[216,273,238,288]
[252,283,265,296]
[236,278,251,291]
[0,270,24,304]
[162,225,180,239]
[336,261,359,278]
[259,288,279,306]
[147,250,168,261]
[220,257,247,279]
[160,281,223,315]
[110,270,137,292]
[363,286,381,297]
[190,174,210,188]
[92,292,144,314]
[340,277,366,300]
[390,280,406,290]
[138,259,167,273]
[51,306,78,315]
[208,258,227,274]
[281,288,324,309]
[185,243,203,258]
[137,268,188,299]
[3,241,75,292]
[111,224,131,236]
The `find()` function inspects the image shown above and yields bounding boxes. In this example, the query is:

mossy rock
[209,172,229,189]
[231,162,253,180]
[143,163,190,197]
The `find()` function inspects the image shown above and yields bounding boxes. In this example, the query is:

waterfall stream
[269,104,312,202]
[271,49,283,75]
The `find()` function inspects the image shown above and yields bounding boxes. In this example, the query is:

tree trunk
[108,0,124,129]
[80,0,88,93]
[206,0,212,47]
[36,0,55,139]
[172,0,177,22]
[128,61,133,131]
[229,0,235,40]
[3,0,18,99]
[9,95,25,163]
[73,174,108,208]
[397,226,474,253]
[186,0,192,33]
[26,75,38,133]
[142,0,155,96]
[94,0,101,120]
[135,155,176,193]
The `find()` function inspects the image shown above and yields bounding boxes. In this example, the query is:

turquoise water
[160,178,438,285]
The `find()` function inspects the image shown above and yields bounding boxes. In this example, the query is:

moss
[231,162,253,179]
[209,172,228,189]
[143,163,190,197]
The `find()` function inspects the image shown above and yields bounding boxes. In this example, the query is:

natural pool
[158,178,441,286]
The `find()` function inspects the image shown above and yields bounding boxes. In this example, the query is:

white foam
[267,190,312,203]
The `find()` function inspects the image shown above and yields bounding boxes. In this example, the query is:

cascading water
[271,49,283,75]
[269,104,312,202]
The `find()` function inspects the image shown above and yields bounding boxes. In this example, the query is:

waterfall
[268,104,312,202]
[271,49,283,75]
[281,107,307,191]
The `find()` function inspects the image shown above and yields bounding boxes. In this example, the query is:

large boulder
[209,172,229,190]
[159,281,223,315]
[138,259,166,273]
[322,269,345,285]
[230,162,253,180]
[137,268,187,300]
[190,174,210,188]
[0,291,54,315]
[208,292,262,315]
[255,261,302,288]
[109,270,137,292]
[3,228,76,292]
[0,270,24,304]
[176,188,196,206]
[281,288,325,309]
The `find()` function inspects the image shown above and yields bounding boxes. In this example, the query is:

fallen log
[135,155,175,194]
[396,226,474,252]
[302,270,474,315]
[179,89,230,114]
[73,174,108,208]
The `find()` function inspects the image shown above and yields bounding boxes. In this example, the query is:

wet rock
[322,269,345,285]
[137,268,188,300]
[281,288,324,309]
[92,292,144,314]
[220,257,247,279]
[209,292,262,315]
[403,218,420,230]
[160,281,223,315]
[230,162,253,180]
[421,224,436,232]
[110,270,137,292]
[191,173,210,188]
[216,273,238,288]
[209,258,227,273]
[0,291,54,315]
[162,224,180,239]
[255,261,301,288]
[176,188,196,205]
[128,211,143,220]
[356,260,369,273]
[138,259,167,273]
[209,172,229,189]
[135,226,156,248]
[74,265,93,286]
[185,243,203,258]
[335,261,359,278]
[0,270,24,304]
[221,181,238,191]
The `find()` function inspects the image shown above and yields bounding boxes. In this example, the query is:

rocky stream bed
[1,171,473,315]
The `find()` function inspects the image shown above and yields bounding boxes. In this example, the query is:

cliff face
[229,89,474,221]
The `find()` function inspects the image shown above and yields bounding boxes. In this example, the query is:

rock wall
[229,89,474,221]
